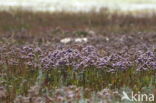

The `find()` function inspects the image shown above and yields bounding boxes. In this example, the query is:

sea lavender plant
[136,50,156,71]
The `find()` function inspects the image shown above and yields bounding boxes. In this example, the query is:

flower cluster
[0,45,42,68]
[41,46,155,72]
[136,51,156,71]
[0,44,155,72]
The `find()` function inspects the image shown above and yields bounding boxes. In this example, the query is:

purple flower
[34,47,42,54]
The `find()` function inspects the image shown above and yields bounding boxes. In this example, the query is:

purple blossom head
[81,45,97,55]
[23,46,33,52]
[34,47,42,54]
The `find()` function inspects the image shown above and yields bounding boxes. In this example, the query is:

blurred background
[0,0,156,12]
[0,0,156,35]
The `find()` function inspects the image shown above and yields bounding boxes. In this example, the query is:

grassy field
[0,9,156,103]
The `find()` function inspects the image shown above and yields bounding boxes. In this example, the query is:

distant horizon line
[0,1,156,12]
